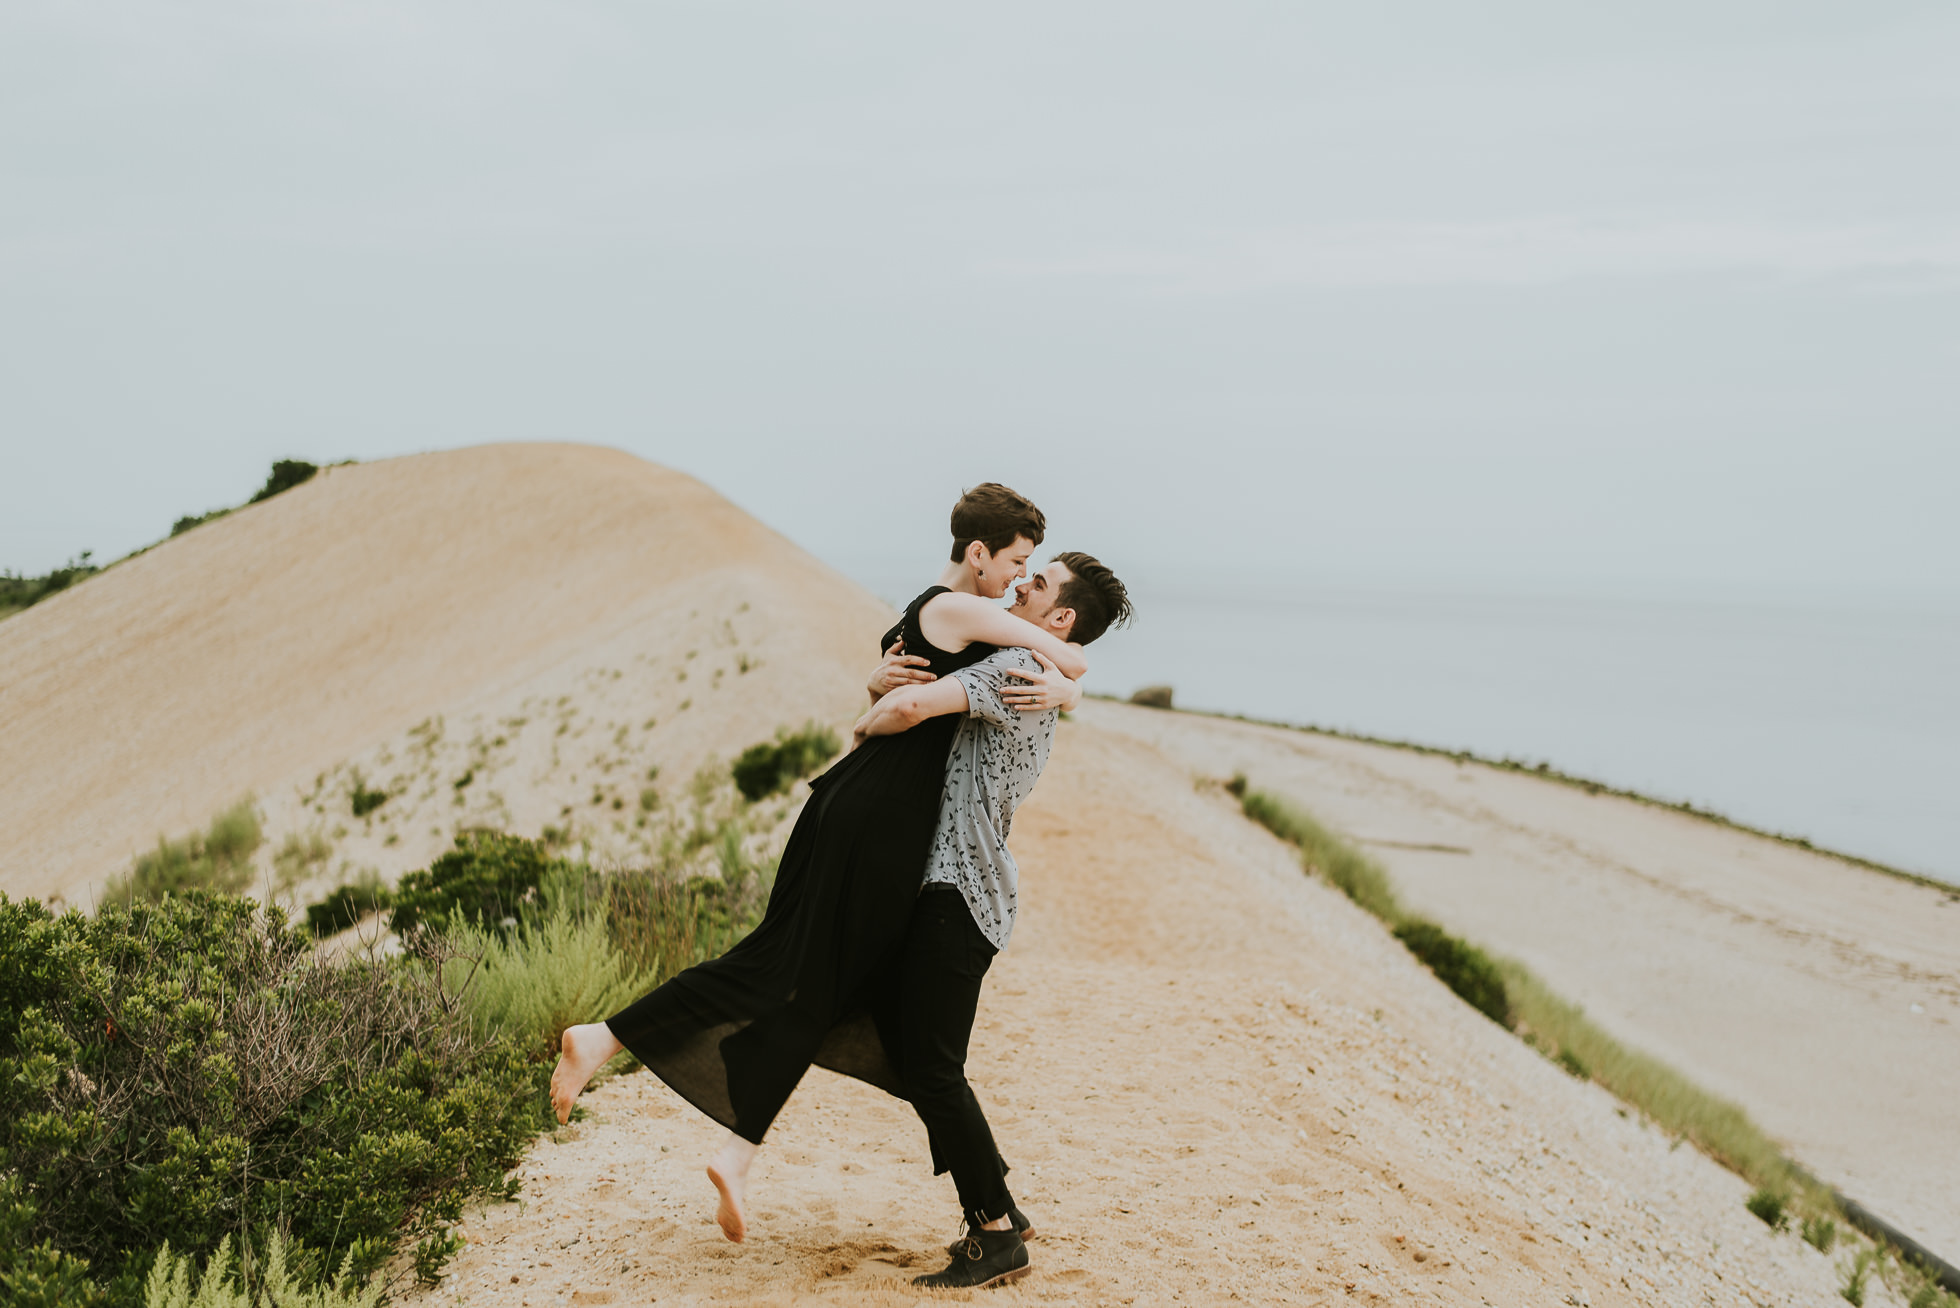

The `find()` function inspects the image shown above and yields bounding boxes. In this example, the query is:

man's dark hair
[949,483,1046,563]
[1052,551,1133,646]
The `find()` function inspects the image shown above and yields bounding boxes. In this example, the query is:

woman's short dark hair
[949,483,1046,563]
[1052,551,1133,646]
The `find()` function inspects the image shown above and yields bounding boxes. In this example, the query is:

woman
[549,483,1085,1241]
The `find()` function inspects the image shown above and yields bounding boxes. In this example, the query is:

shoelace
[944,1221,984,1261]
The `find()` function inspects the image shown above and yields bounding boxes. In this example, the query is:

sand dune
[6,445,1868,1302]
[0,444,887,905]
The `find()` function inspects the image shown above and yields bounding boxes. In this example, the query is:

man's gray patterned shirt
[919,645,1057,949]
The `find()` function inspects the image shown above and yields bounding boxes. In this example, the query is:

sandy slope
[410,723,1858,1306]
[4,445,1880,1303]
[0,444,887,906]
[1074,700,1960,1264]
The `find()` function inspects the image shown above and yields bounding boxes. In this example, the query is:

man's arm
[852,676,971,746]
[918,591,1088,680]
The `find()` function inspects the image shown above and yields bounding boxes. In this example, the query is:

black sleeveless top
[879,584,1000,685]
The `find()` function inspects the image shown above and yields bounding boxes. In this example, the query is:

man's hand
[867,639,935,703]
[1000,650,1081,713]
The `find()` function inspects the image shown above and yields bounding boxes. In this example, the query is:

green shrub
[0,552,100,619]
[0,1174,108,1308]
[1392,919,1512,1027]
[143,1233,380,1308]
[731,723,839,802]
[0,891,546,1305]
[440,887,646,1062]
[389,831,566,939]
[303,872,392,937]
[170,510,231,538]
[348,783,387,818]
[247,461,318,505]
[1802,1214,1838,1252]
[1747,1188,1790,1231]
[100,802,262,906]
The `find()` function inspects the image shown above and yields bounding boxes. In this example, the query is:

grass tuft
[1748,1188,1791,1231]
[1840,1249,1880,1305]
[440,877,646,1062]
[1393,919,1511,1026]
[101,801,262,905]
[1240,791,1402,922]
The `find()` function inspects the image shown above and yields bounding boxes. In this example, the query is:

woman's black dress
[604,586,996,1143]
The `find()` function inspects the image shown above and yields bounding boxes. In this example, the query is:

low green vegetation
[0,892,545,1306]
[1748,1188,1791,1231]
[100,801,263,905]
[438,877,647,1062]
[271,829,333,894]
[1841,1249,1880,1305]
[303,870,391,937]
[606,866,768,989]
[731,722,839,802]
[171,461,321,539]
[1233,782,1836,1230]
[1238,786,1402,922]
[0,552,100,620]
[1392,919,1511,1027]
[1238,782,1508,1025]
[249,460,319,504]
[5,460,328,624]
[144,1233,382,1308]
[387,830,559,939]
[1,729,853,1304]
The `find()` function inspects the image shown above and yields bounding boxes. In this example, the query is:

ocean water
[860,573,1960,885]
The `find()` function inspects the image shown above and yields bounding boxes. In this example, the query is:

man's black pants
[897,885,1013,1226]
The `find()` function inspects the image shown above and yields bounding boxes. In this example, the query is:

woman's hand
[1001,650,1081,713]
[867,639,935,701]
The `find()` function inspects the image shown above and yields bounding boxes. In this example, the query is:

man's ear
[1047,607,1076,639]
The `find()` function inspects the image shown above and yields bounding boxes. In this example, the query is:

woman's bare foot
[705,1133,758,1243]
[549,1023,624,1124]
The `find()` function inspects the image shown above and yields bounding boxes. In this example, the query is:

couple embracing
[550,483,1132,1290]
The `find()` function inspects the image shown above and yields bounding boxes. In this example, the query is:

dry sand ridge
[3,445,1883,1304]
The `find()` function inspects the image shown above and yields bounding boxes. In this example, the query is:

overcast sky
[4,2,1955,603]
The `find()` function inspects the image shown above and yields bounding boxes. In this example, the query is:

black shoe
[915,1228,1030,1290]
[943,1204,1035,1255]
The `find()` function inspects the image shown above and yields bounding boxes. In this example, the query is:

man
[853,550,1133,1289]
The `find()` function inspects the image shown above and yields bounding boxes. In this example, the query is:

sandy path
[412,724,1852,1306]
[1075,699,1960,1264]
